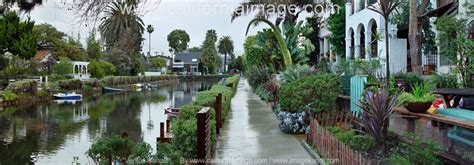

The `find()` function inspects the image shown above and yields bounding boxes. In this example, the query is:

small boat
[103,87,129,93]
[146,83,159,88]
[54,92,82,100]
[164,107,180,116]
[132,83,143,90]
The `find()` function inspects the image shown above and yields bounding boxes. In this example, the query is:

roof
[33,50,52,60]
[174,52,201,64]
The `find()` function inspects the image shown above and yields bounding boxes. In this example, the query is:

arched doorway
[357,24,366,59]
[348,28,355,59]
[368,19,378,58]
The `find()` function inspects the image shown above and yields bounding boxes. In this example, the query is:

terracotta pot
[405,102,432,113]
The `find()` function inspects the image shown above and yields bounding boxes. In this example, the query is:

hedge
[279,73,340,113]
[99,75,178,87]
[158,75,240,163]
[5,80,37,95]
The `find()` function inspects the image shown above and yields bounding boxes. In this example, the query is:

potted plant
[398,83,435,113]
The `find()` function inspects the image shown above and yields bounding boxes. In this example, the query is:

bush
[88,60,116,79]
[327,126,375,151]
[430,73,458,88]
[279,73,340,113]
[5,80,37,94]
[400,133,444,165]
[274,105,307,134]
[246,65,273,89]
[58,79,83,90]
[86,135,152,164]
[281,64,317,82]
[53,57,73,75]
[1,91,19,101]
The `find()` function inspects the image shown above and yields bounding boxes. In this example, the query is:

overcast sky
[21,0,272,57]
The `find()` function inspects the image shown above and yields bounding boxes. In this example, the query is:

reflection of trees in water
[0,104,86,164]
[0,81,217,163]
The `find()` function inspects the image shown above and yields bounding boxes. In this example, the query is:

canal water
[0,80,217,164]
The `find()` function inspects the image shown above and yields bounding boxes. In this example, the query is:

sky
[22,0,269,57]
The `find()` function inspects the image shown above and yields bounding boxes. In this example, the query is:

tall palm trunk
[224,53,227,73]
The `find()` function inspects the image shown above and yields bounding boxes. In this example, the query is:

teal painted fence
[350,76,367,117]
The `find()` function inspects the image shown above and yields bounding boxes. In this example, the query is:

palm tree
[146,24,154,58]
[99,1,145,49]
[232,0,315,25]
[368,0,400,88]
[246,17,293,68]
[218,36,234,73]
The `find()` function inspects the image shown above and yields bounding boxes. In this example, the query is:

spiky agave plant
[246,17,293,68]
[358,89,398,155]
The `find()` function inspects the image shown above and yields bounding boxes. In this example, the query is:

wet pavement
[214,78,314,165]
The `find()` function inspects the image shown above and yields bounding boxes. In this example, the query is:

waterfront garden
[1,0,474,164]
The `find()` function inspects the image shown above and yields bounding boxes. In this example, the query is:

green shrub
[58,79,83,90]
[384,153,410,165]
[53,57,73,75]
[88,60,116,79]
[246,65,273,89]
[5,80,37,94]
[398,83,435,104]
[279,73,340,113]
[400,133,444,165]
[86,135,152,164]
[1,91,19,101]
[281,64,317,82]
[327,126,375,151]
[430,73,458,88]
[255,85,271,101]
[158,75,240,161]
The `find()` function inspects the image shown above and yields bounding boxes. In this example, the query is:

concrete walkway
[214,78,314,165]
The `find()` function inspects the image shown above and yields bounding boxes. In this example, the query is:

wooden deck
[394,107,474,131]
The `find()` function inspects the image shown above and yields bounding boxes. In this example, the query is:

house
[144,54,172,76]
[344,0,408,75]
[33,50,56,72]
[71,61,90,80]
[172,52,201,74]
[424,0,474,74]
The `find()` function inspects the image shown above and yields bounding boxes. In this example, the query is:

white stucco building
[344,0,407,75]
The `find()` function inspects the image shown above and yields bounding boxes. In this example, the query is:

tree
[200,30,219,74]
[304,16,321,65]
[282,20,313,64]
[1,0,42,13]
[436,14,474,88]
[408,0,430,75]
[99,1,144,50]
[167,29,190,53]
[146,24,154,57]
[88,60,116,78]
[244,35,268,68]
[187,47,201,52]
[0,11,37,59]
[368,0,401,88]
[86,31,102,60]
[327,0,346,58]
[53,57,73,75]
[150,57,167,68]
[217,36,234,72]
[246,17,293,68]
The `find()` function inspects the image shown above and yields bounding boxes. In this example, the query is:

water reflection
[0,80,216,164]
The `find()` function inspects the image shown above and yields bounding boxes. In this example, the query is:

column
[345,36,352,60]
[366,27,372,59]
[355,34,361,59]
[324,38,329,61]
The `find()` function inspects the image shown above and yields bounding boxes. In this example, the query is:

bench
[437,108,474,121]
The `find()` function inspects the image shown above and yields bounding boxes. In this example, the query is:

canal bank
[214,78,314,164]
[0,75,228,108]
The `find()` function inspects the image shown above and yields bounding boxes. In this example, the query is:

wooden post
[216,93,222,134]
[166,119,170,133]
[197,107,211,165]
[160,122,165,143]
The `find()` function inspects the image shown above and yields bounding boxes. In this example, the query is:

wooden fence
[308,96,376,164]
